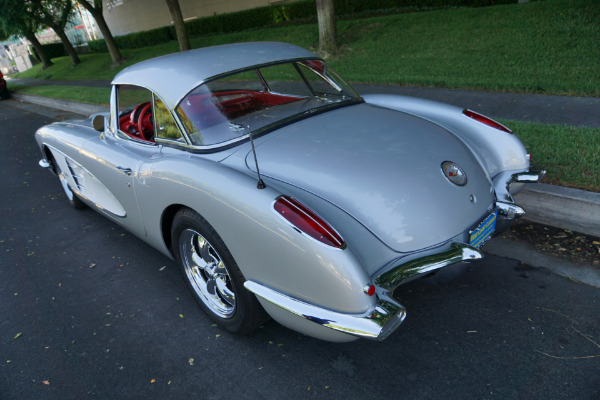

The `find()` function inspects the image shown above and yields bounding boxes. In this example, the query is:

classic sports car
[36,42,544,342]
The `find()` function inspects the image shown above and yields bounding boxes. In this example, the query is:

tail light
[463,109,512,133]
[273,196,344,248]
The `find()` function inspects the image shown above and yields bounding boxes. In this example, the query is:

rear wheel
[171,208,267,333]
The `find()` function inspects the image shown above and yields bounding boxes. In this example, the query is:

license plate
[469,211,498,248]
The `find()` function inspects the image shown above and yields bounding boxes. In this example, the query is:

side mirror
[92,114,105,132]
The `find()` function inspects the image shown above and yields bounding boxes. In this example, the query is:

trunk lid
[247,103,494,253]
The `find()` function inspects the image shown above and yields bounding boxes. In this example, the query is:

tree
[165,0,190,52]
[76,0,123,66]
[316,0,337,58]
[34,0,81,67]
[0,0,53,69]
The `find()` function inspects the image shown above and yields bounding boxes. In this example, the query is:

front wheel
[171,208,267,334]
[50,154,85,209]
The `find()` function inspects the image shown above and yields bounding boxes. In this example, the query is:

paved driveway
[1,102,598,399]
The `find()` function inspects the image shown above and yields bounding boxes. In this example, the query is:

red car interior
[119,90,302,142]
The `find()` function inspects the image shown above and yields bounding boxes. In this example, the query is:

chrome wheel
[50,154,84,209]
[58,171,75,201]
[180,229,236,318]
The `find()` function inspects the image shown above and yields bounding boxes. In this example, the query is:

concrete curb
[12,93,109,116]
[516,183,600,238]
[484,237,599,288]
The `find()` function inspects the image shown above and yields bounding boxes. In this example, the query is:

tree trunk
[52,26,81,66]
[24,31,53,69]
[78,1,124,66]
[165,0,190,51]
[316,0,337,58]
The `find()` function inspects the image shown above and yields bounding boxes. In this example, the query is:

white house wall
[102,0,295,37]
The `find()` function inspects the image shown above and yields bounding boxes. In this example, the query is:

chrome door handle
[116,166,132,176]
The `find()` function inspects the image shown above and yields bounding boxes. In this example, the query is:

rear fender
[139,152,376,316]
[363,94,530,179]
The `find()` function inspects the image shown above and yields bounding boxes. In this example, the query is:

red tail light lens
[463,109,512,133]
[274,196,345,248]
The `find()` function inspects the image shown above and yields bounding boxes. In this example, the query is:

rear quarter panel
[136,147,376,315]
[363,94,530,178]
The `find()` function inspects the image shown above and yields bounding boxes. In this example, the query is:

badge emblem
[441,161,467,186]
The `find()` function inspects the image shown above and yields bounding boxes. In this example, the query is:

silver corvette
[35,42,544,342]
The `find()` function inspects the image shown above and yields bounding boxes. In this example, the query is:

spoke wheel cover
[180,229,236,318]
[58,172,75,201]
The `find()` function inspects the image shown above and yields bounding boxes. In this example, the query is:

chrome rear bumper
[245,243,482,341]
[245,280,406,341]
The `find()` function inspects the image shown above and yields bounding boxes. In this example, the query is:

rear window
[175,60,361,147]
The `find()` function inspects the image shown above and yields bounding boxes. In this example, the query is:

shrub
[88,26,174,53]
[30,42,66,61]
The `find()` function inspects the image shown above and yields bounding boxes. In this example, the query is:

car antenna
[247,125,266,189]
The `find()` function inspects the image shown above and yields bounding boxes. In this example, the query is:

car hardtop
[112,42,317,110]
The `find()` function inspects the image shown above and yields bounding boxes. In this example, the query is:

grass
[507,121,600,192]
[8,83,110,105]
[13,0,599,96]
[331,0,600,95]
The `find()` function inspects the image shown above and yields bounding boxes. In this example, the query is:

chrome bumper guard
[39,158,51,168]
[493,166,545,231]
[244,280,407,341]
[493,167,546,204]
[374,243,482,292]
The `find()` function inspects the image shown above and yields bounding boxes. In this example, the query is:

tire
[49,154,85,209]
[0,89,9,100]
[171,208,267,334]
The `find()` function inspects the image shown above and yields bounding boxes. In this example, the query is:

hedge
[88,0,517,53]
[30,42,66,61]
[88,26,174,53]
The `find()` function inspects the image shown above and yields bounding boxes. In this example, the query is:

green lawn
[14,0,599,96]
[8,83,110,105]
[504,121,600,192]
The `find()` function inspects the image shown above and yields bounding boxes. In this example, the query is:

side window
[117,85,154,142]
[297,62,340,97]
[153,97,183,142]
[259,63,312,97]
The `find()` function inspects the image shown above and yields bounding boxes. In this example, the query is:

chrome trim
[116,166,132,176]
[496,202,525,218]
[374,243,483,292]
[244,281,406,341]
[493,167,546,203]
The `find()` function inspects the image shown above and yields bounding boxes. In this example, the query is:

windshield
[175,60,361,147]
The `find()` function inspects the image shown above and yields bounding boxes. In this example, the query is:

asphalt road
[1,101,599,400]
